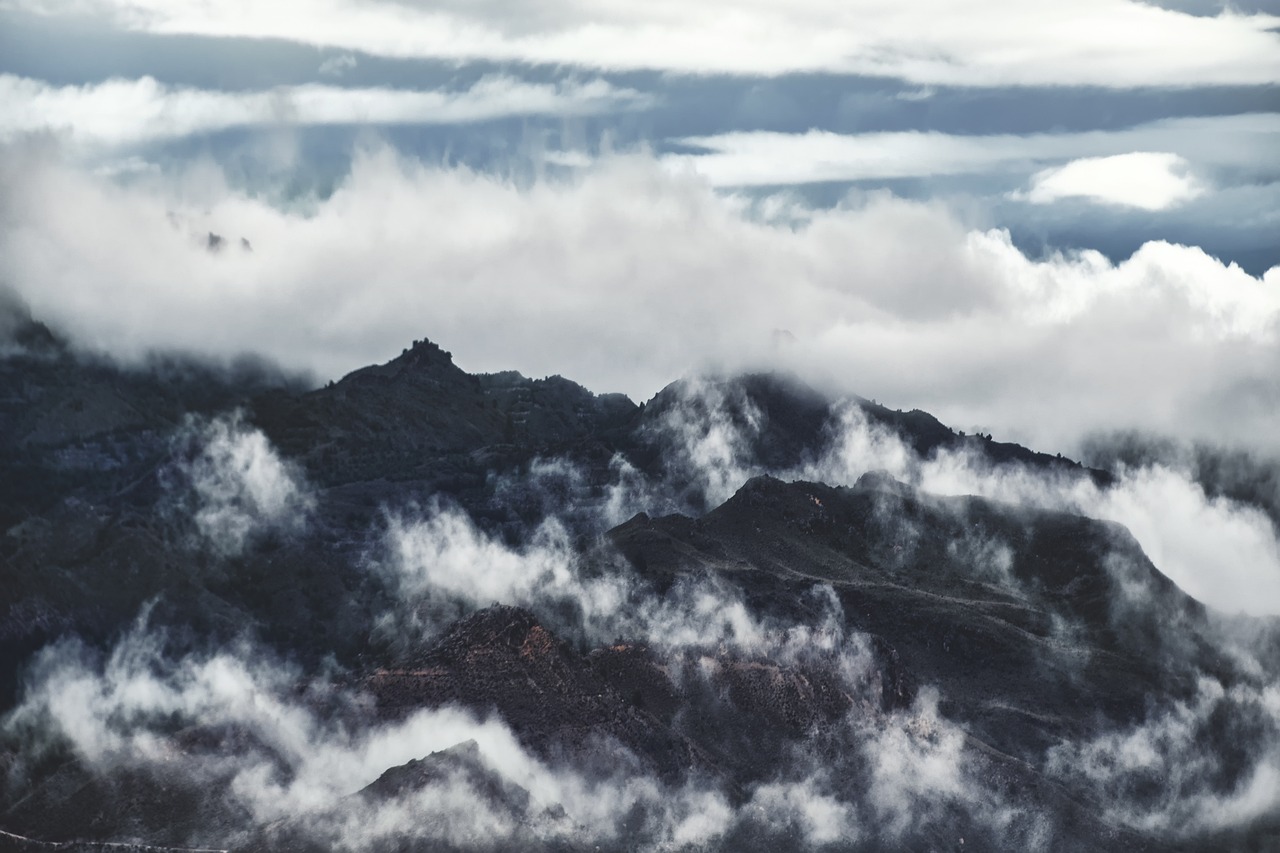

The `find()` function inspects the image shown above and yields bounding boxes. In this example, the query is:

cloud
[0,73,654,147]
[370,494,1065,843]
[643,376,770,511]
[6,347,1278,846]
[382,379,1280,618]
[4,142,1279,460]
[1047,675,1280,837]
[935,458,1280,617]
[168,413,314,556]
[1019,152,1204,210]
[664,113,1280,187]
[379,496,839,653]
[9,0,1280,87]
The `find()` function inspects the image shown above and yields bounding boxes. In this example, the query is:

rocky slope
[1,320,1277,851]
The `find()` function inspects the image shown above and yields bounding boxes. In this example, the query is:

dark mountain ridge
[1,323,1277,851]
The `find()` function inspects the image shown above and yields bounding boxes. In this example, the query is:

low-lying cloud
[1047,675,1280,837]
[824,409,1280,618]
[0,73,653,148]
[4,514,1037,850]
[2,142,1277,459]
[6,343,1280,848]
[614,387,1280,616]
[167,413,314,556]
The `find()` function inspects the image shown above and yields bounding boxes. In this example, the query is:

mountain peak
[396,336,454,368]
[373,335,460,379]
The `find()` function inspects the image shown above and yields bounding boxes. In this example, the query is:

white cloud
[664,114,1280,187]
[9,0,1280,87]
[173,413,315,556]
[1,558,1039,848]
[1021,152,1204,210]
[747,777,860,845]
[2,143,1279,459]
[0,73,653,147]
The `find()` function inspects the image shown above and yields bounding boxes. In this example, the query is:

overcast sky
[0,0,1278,453]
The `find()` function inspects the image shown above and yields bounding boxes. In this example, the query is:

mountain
[610,473,1210,759]
[1,327,1277,852]
[252,337,638,488]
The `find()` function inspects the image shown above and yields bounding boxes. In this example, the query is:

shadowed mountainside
[1,321,1277,851]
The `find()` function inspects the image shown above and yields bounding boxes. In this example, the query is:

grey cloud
[1046,675,1280,837]
[4,10,1273,138]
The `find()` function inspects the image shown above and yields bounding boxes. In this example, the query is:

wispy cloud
[168,412,315,557]
[317,53,357,78]
[0,73,654,147]
[1048,675,1280,836]
[8,0,1279,87]
[664,114,1279,187]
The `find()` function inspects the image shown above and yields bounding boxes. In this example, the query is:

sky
[0,0,1278,453]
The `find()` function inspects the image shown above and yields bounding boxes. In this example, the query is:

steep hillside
[2,328,1277,852]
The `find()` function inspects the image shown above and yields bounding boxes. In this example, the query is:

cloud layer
[666,113,1279,187]
[0,73,652,147]
[2,143,1277,457]
[11,0,1279,87]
